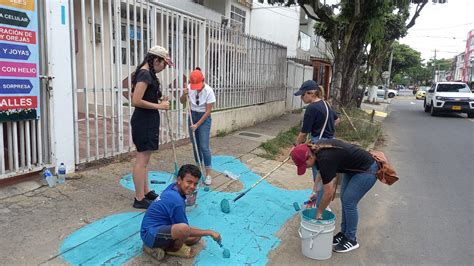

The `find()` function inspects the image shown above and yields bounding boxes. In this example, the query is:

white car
[364,86,398,98]
[424,82,474,118]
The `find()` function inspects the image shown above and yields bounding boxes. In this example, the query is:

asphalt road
[365,97,474,264]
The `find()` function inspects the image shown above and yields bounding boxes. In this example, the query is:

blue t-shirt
[140,183,188,246]
[301,100,338,138]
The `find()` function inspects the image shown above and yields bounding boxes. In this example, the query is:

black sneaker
[333,232,347,246]
[333,238,359,253]
[133,198,151,209]
[145,190,159,201]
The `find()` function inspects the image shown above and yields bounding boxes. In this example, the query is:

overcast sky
[400,0,474,62]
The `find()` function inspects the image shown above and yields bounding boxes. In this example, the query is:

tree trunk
[332,21,368,107]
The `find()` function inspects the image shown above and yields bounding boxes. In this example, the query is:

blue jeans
[340,161,378,240]
[311,136,334,206]
[189,111,212,169]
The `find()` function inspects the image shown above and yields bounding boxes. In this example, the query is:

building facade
[461,29,474,83]
[0,0,290,181]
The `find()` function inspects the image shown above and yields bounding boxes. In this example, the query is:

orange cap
[189,70,204,90]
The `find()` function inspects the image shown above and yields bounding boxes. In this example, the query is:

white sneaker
[204,175,212,185]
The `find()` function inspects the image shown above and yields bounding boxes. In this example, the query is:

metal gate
[71,0,287,164]
[0,1,53,180]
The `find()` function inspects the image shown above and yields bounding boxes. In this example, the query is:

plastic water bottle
[57,163,66,184]
[43,168,56,188]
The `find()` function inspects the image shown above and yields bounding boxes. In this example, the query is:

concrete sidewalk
[0,112,310,265]
[0,106,388,265]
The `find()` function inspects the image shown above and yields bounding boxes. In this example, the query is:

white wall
[249,1,299,57]
[211,101,286,136]
[286,60,313,111]
[298,8,330,60]
[157,0,222,22]
[45,0,75,173]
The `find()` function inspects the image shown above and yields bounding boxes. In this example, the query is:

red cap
[291,144,310,175]
[189,70,204,90]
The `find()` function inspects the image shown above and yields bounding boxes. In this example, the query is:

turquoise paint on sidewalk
[60,156,311,265]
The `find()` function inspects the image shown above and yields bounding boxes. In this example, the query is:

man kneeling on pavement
[140,164,221,259]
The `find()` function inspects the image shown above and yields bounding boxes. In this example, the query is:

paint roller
[292,198,317,212]
[214,239,230,258]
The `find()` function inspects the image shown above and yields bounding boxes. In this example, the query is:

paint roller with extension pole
[165,109,179,180]
[233,156,291,202]
[220,155,292,213]
[187,95,206,186]
[221,155,291,213]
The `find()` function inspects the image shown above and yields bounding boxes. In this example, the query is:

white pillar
[45,0,75,173]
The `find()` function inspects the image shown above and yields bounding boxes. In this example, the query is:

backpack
[369,150,399,185]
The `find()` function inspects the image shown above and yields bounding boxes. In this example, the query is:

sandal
[143,245,165,261]
[166,244,195,258]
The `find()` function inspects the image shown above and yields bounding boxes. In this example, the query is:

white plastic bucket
[298,208,335,260]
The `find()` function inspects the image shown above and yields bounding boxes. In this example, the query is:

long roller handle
[165,110,178,166]
[233,156,291,202]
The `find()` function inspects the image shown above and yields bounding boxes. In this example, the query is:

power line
[411,22,474,31]
[252,3,300,21]
[408,35,463,39]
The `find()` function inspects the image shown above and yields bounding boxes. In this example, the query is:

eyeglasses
[195,92,199,105]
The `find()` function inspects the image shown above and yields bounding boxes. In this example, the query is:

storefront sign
[0,26,36,44]
[0,42,30,60]
[0,78,33,94]
[0,61,36,77]
[0,7,30,28]
[0,95,37,110]
[0,0,39,122]
[2,0,35,11]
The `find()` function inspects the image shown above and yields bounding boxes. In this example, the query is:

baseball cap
[148,46,174,66]
[294,80,318,96]
[189,69,204,90]
[291,144,311,175]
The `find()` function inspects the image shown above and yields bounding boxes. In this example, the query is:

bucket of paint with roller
[298,208,335,260]
[185,191,198,212]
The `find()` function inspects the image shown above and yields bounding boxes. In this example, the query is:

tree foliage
[387,42,431,85]
[385,42,422,76]
[261,0,433,106]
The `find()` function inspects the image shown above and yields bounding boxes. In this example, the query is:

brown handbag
[369,150,399,185]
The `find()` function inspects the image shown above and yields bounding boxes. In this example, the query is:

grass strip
[259,108,382,159]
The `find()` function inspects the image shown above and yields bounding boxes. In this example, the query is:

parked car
[364,86,398,98]
[424,82,474,118]
[415,86,430,100]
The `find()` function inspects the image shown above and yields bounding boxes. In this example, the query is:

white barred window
[230,5,246,32]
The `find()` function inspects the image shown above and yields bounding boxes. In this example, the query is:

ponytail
[307,142,341,154]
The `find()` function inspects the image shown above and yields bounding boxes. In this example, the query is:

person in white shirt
[180,68,216,185]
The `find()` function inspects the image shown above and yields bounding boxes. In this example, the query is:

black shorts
[131,110,160,152]
[132,125,159,152]
[152,225,175,249]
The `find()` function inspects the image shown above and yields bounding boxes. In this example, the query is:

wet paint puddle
[60,156,309,265]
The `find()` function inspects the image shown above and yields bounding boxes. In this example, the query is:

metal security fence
[286,60,313,111]
[205,21,287,110]
[71,0,287,164]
